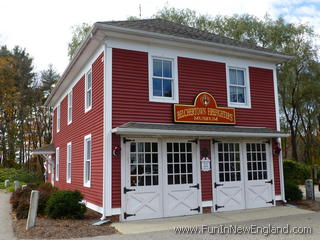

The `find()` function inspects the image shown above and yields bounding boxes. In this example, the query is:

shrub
[283,160,310,185]
[10,183,56,219]
[285,182,303,201]
[37,183,57,215]
[10,185,36,219]
[45,190,86,219]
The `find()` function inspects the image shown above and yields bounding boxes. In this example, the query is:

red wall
[272,139,281,195]
[200,140,213,201]
[52,52,104,207]
[112,49,276,130]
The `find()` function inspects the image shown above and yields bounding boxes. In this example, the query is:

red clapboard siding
[112,134,121,208]
[112,50,277,130]
[53,52,104,207]
[272,139,281,195]
[200,140,213,201]
[236,67,276,129]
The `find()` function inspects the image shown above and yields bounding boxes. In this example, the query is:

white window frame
[85,69,92,112]
[56,104,60,132]
[148,55,179,103]
[55,147,60,181]
[67,90,72,125]
[84,134,92,187]
[226,66,251,108]
[66,142,72,183]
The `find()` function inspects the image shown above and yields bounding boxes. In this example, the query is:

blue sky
[0,0,319,74]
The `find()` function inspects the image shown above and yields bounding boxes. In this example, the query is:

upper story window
[55,147,60,181]
[85,70,92,112]
[56,104,60,132]
[67,90,72,124]
[227,67,251,108]
[149,56,178,103]
[84,134,92,187]
[67,142,72,183]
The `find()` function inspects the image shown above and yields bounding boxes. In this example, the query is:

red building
[37,19,290,221]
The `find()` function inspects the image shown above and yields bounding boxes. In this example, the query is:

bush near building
[283,160,307,201]
[45,190,87,219]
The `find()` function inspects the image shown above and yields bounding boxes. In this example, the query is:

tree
[40,64,60,97]
[153,7,319,162]
[67,23,92,60]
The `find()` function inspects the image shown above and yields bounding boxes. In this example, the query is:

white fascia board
[111,127,289,138]
[95,23,292,63]
[31,151,55,155]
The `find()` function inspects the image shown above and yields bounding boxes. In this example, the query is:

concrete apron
[111,206,312,234]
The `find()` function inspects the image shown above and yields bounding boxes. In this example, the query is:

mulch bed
[12,209,119,239]
[288,200,320,212]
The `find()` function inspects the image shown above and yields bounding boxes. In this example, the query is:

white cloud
[0,0,319,74]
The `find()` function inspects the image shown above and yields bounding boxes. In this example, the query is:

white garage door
[124,140,200,221]
[214,142,274,212]
[214,143,245,211]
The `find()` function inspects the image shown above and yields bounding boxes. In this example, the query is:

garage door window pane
[167,142,193,185]
[217,143,241,182]
[246,143,268,181]
[130,142,159,186]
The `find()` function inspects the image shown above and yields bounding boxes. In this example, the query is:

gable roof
[96,18,289,57]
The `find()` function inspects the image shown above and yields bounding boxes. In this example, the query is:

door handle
[214,182,224,188]
[123,187,136,194]
[265,179,273,184]
[189,183,199,189]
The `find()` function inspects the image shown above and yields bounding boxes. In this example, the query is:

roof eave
[111,127,289,138]
[95,23,292,63]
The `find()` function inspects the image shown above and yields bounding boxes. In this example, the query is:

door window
[130,142,159,186]
[167,142,193,185]
[217,143,241,182]
[246,143,268,180]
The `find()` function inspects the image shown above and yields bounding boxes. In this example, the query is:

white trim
[148,54,179,103]
[273,66,280,131]
[103,46,113,217]
[112,208,121,215]
[66,142,72,184]
[84,201,104,214]
[84,134,92,188]
[84,69,92,113]
[226,66,251,109]
[275,195,282,201]
[56,104,60,133]
[112,127,289,138]
[278,139,286,201]
[55,147,59,181]
[202,200,213,207]
[67,90,73,125]
[106,38,277,70]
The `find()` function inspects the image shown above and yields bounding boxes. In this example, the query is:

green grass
[0,181,27,192]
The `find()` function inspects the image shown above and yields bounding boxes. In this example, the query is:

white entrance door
[245,143,274,208]
[164,141,200,217]
[124,141,163,220]
[214,143,245,211]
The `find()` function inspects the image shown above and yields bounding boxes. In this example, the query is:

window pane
[237,87,245,103]
[163,80,172,97]
[87,72,92,88]
[87,90,92,107]
[163,60,172,78]
[230,86,237,102]
[86,139,91,159]
[229,69,237,84]
[153,59,162,77]
[153,78,162,96]
[237,70,245,85]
